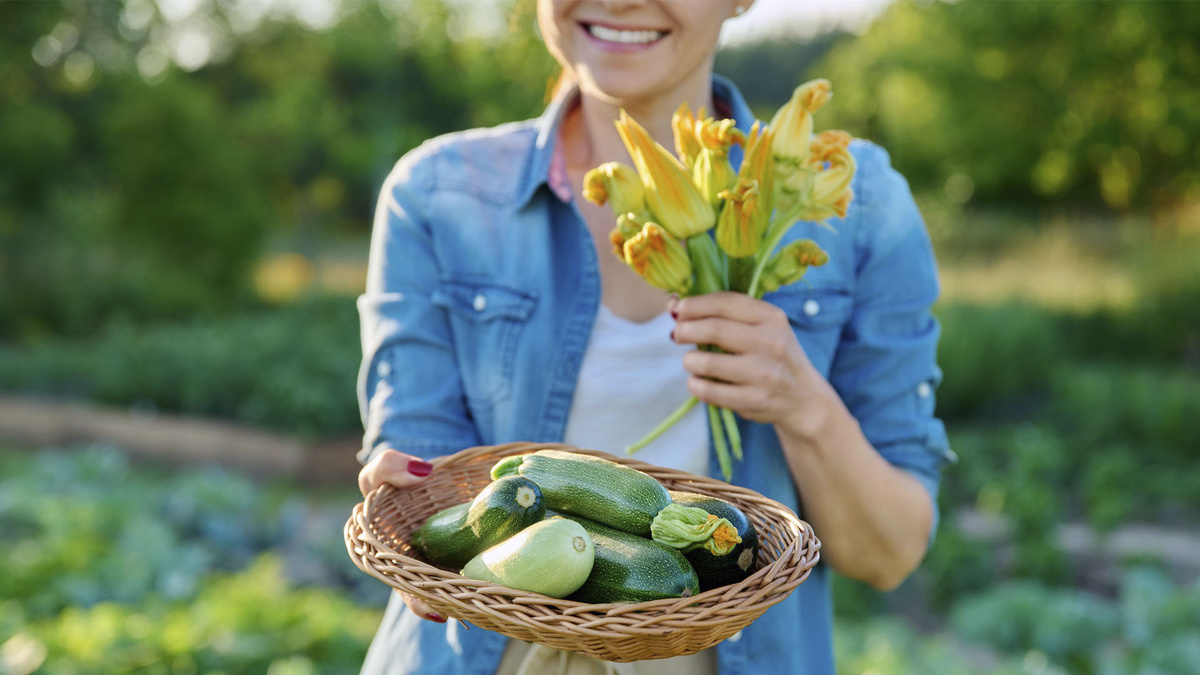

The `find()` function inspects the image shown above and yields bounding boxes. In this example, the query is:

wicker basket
[344,442,821,663]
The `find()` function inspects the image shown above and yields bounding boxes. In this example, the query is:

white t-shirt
[500,303,717,674]
[561,304,709,477]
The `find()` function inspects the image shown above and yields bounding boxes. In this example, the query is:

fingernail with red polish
[669,329,675,342]
[425,612,446,623]
[407,459,434,477]
[668,298,679,319]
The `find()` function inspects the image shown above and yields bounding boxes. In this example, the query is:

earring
[734,5,746,15]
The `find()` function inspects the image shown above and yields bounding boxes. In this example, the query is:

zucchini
[412,476,545,568]
[558,515,700,604]
[461,518,594,598]
[669,491,758,591]
[490,449,671,536]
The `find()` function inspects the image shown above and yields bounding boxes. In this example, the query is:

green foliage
[811,0,1200,211]
[1052,365,1200,461]
[951,568,1200,675]
[715,33,846,119]
[6,557,381,675]
[0,296,362,436]
[835,616,1031,675]
[0,0,557,340]
[0,445,382,672]
[934,302,1067,420]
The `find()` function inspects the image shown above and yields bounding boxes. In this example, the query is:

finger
[686,375,770,416]
[399,591,449,623]
[673,292,784,326]
[358,449,435,496]
[673,316,773,355]
[682,349,772,386]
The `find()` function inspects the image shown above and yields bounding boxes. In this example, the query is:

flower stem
[709,403,733,482]
[719,406,743,461]
[747,203,804,299]
[626,395,700,455]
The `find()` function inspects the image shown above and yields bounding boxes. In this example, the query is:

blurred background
[1,0,1198,673]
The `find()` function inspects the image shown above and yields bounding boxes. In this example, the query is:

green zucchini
[669,491,758,591]
[461,518,594,598]
[412,476,545,568]
[490,449,671,536]
[558,515,700,604]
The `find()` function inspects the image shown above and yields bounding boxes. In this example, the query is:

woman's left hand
[671,292,832,434]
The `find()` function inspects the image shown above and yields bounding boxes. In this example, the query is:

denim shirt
[356,76,953,675]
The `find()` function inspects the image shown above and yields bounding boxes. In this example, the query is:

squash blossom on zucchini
[582,78,859,481]
[649,503,742,556]
[490,450,741,555]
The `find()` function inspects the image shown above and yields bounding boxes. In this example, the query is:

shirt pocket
[766,286,854,375]
[431,280,537,406]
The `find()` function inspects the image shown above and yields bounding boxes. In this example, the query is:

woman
[355,1,953,673]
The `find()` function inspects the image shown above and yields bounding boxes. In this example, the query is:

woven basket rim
[345,442,822,660]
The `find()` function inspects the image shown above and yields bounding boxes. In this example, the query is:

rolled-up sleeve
[830,142,956,532]
[356,149,480,465]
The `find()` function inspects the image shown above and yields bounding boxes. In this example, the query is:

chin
[580,70,675,107]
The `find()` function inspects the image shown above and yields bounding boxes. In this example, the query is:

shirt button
[472,294,487,312]
[378,360,391,377]
[917,381,932,398]
[802,299,820,317]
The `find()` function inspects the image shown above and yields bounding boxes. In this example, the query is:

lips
[581,21,668,47]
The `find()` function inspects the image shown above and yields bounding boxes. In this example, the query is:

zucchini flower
[671,103,705,170]
[623,222,693,295]
[713,121,775,258]
[693,148,737,208]
[608,211,648,257]
[583,162,646,217]
[696,117,746,154]
[759,239,829,293]
[616,110,717,239]
[692,117,744,207]
[798,130,855,220]
[769,79,832,171]
[740,122,775,212]
[715,178,767,258]
[650,503,742,556]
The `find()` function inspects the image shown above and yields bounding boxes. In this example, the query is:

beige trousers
[495,640,718,675]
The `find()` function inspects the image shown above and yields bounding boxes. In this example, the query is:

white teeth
[586,24,664,45]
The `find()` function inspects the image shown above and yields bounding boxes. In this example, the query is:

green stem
[719,406,743,461]
[709,403,733,482]
[685,234,727,296]
[626,395,700,455]
[746,203,804,299]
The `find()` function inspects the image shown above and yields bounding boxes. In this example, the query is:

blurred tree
[811,0,1200,213]
[0,0,555,340]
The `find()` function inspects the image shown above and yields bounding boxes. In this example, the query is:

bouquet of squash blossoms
[582,79,856,482]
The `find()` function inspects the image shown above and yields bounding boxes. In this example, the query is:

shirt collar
[517,74,757,207]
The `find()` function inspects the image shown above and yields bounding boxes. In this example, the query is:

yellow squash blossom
[769,79,832,170]
[582,161,647,217]
[713,121,774,258]
[798,130,855,220]
[608,211,649,257]
[759,239,829,293]
[616,110,716,239]
[671,103,705,170]
[715,178,766,258]
[692,117,745,207]
[623,222,693,295]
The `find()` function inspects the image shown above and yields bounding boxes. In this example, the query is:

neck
[561,67,716,173]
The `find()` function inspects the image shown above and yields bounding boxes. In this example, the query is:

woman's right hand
[358,448,449,624]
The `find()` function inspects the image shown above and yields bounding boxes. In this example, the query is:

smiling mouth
[581,22,668,46]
